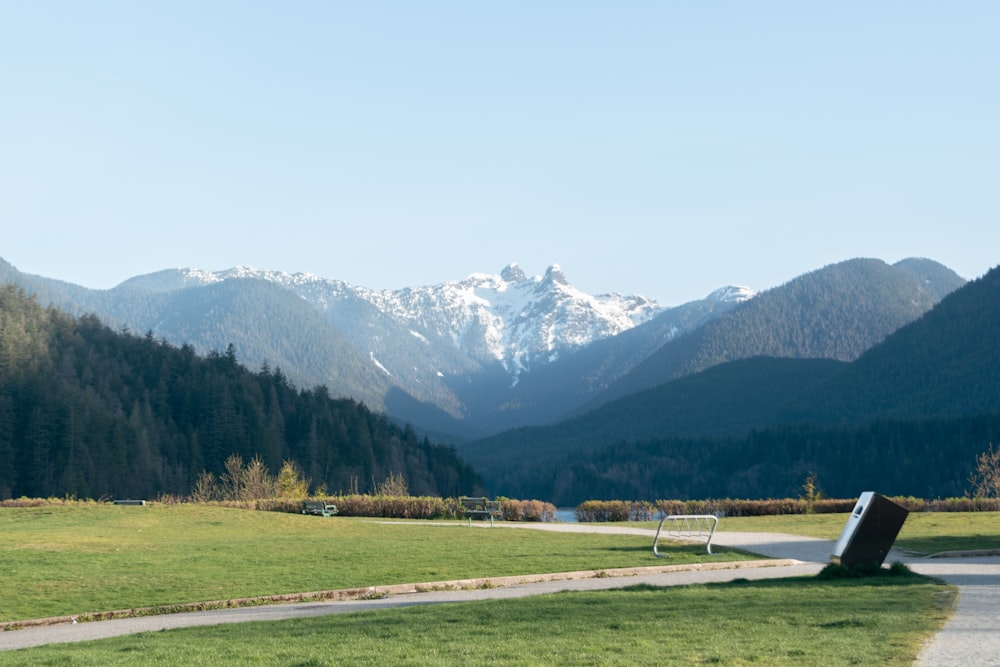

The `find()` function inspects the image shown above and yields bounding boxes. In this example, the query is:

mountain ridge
[462,263,996,503]
[2,255,755,435]
[0,284,482,500]
[590,257,965,407]
[0,255,962,440]
[127,262,690,376]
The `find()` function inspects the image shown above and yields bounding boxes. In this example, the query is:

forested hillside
[531,415,1000,505]
[471,265,1000,504]
[0,286,482,500]
[460,357,847,474]
[458,287,751,433]
[595,258,964,405]
[787,264,1000,424]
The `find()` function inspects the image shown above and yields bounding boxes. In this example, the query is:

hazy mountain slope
[141,263,662,381]
[482,264,998,503]
[892,257,969,300]
[0,285,483,500]
[0,262,404,412]
[1,255,965,442]
[0,257,116,319]
[436,285,755,432]
[788,263,1000,423]
[459,356,847,474]
[122,263,669,431]
[0,258,680,435]
[593,258,965,406]
[137,279,400,410]
[119,266,481,406]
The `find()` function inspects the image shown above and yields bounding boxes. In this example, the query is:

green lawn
[4,505,993,624]
[0,572,954,666]
[0,503,974,665]
[0,504,746,622]
[710,511,1000,555]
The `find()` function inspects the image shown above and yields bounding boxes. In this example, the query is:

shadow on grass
[896,534,1000,555]
[621,563,938,594]
[604,542,725,556]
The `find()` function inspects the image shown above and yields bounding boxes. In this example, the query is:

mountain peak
[707,285,757,303]
[500,263,528,283]
[542,264,569,286]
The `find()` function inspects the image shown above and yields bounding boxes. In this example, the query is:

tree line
[494,414,1000,506]
[0,286,482,500]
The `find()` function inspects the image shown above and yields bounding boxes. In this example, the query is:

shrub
[969,443,1000,498]
[575,496,1000,521]
[327,494,452,519]
[575,500,656,522]
[0,496,104,508]
[497,498,557,522]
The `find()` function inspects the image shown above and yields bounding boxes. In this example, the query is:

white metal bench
[653,514,719,557]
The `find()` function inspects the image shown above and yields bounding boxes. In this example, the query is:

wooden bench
[461,497,502,526]
[302,500,338,517]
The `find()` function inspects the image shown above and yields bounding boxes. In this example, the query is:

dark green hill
[594,258,965,406]
[0,260,427,420]
[533,414,1000,505]
[892,257,969,300]
[461,357,846,475]
[132,278,398,411]
[455,290,747,433]
[476,265,1000,504]
[788,263,1000,423]
[1,256,965,441]
[0,286,482,500]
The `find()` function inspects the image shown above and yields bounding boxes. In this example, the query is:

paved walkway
[2,522,998,665]
[712,528,1000,667]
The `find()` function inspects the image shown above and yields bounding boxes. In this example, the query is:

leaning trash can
[831,491,908,568]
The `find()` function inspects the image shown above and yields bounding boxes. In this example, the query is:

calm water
[555,508,577,523]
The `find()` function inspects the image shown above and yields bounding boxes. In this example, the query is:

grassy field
[0,571,954,666]
[3,504,987,665]
[708,511,1000,555]
[0,504,747,622]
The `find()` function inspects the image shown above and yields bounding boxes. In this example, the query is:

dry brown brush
[496,497,557,522]
[571,496,1000,521]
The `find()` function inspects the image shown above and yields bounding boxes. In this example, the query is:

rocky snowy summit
[161,262,719,378]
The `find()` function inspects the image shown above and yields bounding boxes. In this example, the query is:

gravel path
[713,528,1000,667]
[706,527,1000,666]
[908,557,1000,667]
[2,522,998,665]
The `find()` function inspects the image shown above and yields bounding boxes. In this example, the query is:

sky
[2,2,998,306]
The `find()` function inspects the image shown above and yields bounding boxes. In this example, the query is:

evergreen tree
[0,288,482,500]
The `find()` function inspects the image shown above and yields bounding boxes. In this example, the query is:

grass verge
[0,569,955,666]
[0,504,749,622]
[638,511,1000,555]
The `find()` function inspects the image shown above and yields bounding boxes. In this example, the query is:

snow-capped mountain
[361,263,664,377]
[110,262,756,434]
[4,253,759,436]
[4,254,965,440]
[155,262,673,381]
[706,285,757,303]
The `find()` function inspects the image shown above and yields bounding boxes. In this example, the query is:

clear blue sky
[2,2,997,305]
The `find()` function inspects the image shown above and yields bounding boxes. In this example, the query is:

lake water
[554,508,577,523]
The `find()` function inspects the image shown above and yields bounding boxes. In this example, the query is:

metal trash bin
[831,492,909,568]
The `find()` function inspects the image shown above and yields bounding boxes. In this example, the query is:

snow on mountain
[166,262,675,379]
[708,285,757,302]
[362,263,662,375]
